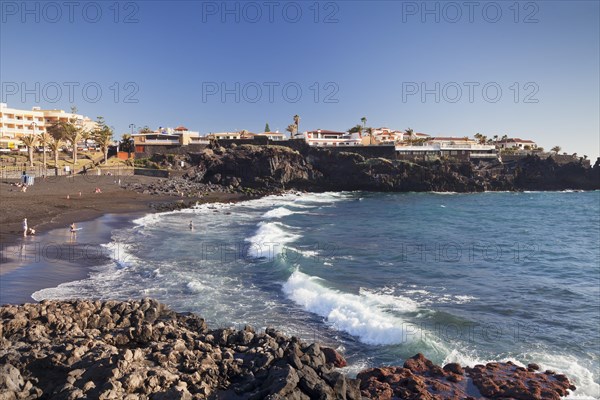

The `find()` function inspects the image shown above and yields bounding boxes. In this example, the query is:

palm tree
[93,118,113,164]
[47,122,65,142]
[361,117,367,129]
[551,146,561,154]
[286,124,296,137]
[38,132,51,169]
[349,124,363,138]
[48,137,62,168]
[293,115,300,137]
[20,135,38,167]
[62,121,84,165]
[404,128,414,144]
[120,133,134,153]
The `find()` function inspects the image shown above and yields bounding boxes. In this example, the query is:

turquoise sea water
[31,191,600,398]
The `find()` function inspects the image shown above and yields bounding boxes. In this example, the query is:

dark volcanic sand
[0,175,247,247]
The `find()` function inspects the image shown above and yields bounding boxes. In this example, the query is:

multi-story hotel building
[0,103,96,149]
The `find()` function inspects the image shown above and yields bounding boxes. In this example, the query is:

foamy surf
[245,221,301,258]
[262,207,296,219]
[282,270,422,345]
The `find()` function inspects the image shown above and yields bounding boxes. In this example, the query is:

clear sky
[1,1,599,160]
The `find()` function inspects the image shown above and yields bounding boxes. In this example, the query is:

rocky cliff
[175,145,599,193]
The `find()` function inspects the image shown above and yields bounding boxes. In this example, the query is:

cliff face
[512,155,600,191]
[180,145,599,192]
[186,145,321,190]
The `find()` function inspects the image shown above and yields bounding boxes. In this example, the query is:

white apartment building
[0,103,96,149]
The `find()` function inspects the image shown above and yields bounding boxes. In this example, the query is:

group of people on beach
[21,218,80,238]
[12,182,28,192]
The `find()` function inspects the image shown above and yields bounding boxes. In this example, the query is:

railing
[470,153,498,158]
[0,127,46,135]
[1,165,134,180]
[441,144,494,150]
[136,139,180,145]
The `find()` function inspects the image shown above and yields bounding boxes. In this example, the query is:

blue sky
[1,1,599,159]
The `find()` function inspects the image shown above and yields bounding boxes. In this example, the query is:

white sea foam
[262,207,296,219]
[359,288,419,313]
[187,280,205,293]
[245,222,301,258]
[404,289,431,295]
[293,192,351,204]
[532,353,599,399]
[282,270,419,345]
[453,295,477,304]
[401,286,477,305]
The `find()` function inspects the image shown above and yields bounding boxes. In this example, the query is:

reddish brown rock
[321,346,348,368]
[357,353,576,400]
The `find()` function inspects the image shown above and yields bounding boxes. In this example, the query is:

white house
[304,129,362,147]
[256,131,286,141]
[497,138,537,150]
[207,132,242,140]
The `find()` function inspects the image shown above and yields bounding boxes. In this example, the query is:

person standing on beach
[22,218,28,237]
[70,222,77,239]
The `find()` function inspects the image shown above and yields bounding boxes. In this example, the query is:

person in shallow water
[189,220,194,230]
[69,222,78,242]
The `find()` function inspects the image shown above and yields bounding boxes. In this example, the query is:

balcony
[137,139,181,145]
[470,153,498,158]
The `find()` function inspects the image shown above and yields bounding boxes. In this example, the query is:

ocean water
[32,191,600,398]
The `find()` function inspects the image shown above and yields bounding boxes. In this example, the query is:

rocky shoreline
[1,300,577,399]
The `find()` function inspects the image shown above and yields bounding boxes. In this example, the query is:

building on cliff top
[304,129,362,147]
[132,126,207,153]
[396,139,498,162]
[497,138,538,150]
